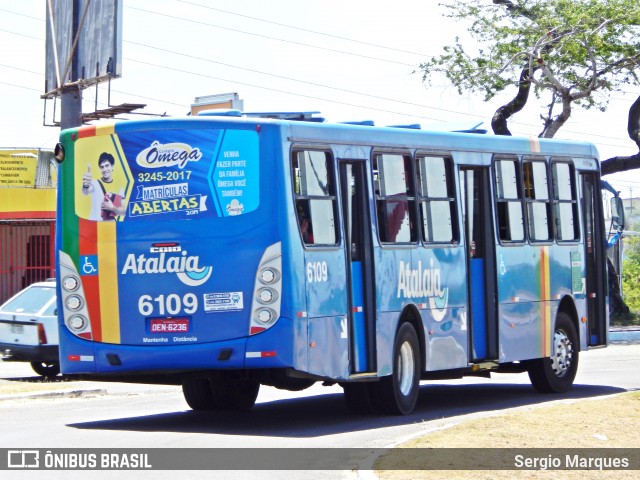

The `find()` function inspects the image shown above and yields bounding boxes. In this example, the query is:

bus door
[460,167,498,361]
[580,172,607,346]
[339,160,376,374]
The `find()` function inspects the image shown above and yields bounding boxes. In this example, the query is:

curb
[609,328,640,343]
[0,388,108,402]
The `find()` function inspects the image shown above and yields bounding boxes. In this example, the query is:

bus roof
[66,113,600,162]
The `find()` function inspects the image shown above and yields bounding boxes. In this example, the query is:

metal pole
[60,85,83,130]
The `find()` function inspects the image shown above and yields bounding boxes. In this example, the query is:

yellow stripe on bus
[529,136,541,153]
[540,246,552,357]
[97,222,121,343]
[95,123,116,136]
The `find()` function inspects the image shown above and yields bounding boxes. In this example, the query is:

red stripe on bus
[78,219,102,342]
[77,126,97,139]
[78,218,97,255]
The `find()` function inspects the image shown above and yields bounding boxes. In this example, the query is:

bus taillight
[249,243,282,335]
[59,252,94,341]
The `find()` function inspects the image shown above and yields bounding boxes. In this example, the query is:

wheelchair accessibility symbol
[81,255,98,275]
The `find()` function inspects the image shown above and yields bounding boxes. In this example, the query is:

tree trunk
[627,94,640,150]
[608,257,630,317]
[539,94,572,138]
[600,95,640,176]
[600,95,640,317]
[491,66,537,136]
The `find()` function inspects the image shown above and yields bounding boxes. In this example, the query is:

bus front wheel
[371,322,421,415]
[527,313,579,393]
[342,382,377,414]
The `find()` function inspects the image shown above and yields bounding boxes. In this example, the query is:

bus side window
[373,153,416,244]
[417,155,457,244]
[551,160,579,241]
[523,158,552,242]
[292,149,338,246]
[494,158,525,242]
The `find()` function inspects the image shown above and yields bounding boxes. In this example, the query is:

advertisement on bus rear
[73,128,259,222]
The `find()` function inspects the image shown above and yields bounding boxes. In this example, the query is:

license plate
[149,318,190,333]
[10,324,24,335]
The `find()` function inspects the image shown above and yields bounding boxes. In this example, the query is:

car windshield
[1,286,56,315]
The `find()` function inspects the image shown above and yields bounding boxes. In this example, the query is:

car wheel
[30,361,60,378]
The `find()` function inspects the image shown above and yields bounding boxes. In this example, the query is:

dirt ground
[374,391,639,479]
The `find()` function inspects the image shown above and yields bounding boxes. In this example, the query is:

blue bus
[55,111,608,415]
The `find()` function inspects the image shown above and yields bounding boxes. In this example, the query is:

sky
[1,0,639,198]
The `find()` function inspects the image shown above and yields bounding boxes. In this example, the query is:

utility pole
[45,1,132,131]
[60,85,83,130]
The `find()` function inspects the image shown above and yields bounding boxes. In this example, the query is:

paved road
[1,344,638,479]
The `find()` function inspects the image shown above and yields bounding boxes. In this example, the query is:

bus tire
[182,378,216,410]
[527,313,579,393]
[210,374,260,411]
[371,322,420,415]
[342,382,377,414]
[30,361,60,378]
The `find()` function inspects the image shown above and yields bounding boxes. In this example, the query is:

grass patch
[375,392,640,479]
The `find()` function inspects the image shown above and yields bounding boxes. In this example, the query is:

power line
[0,27,43,41]
[120,42,640,144]
[124,6,417,68]
[0,80,41,92]
[1,6,638,146]
[0,51,636,150]
[124,57,447,122]
[0,7,42,22]
[0,63,42,76]
[176,0,430,58]
[124,41,476,117]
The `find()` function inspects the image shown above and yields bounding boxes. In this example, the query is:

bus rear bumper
[58,317,297,376]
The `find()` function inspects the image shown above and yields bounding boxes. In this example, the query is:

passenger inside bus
[300,214,314,244]
[296,202,314,244]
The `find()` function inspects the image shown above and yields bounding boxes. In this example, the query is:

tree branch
[569,43,599,101]
[491,65,538,135]
[601,152,640,176]
[601,95,640,175]
[492,0,535,20]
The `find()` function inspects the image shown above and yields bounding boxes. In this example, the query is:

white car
[0,280,60,377]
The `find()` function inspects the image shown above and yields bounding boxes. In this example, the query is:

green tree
[420,0,640,174]
[621,232,640,314]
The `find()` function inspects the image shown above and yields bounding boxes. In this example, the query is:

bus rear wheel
[370,322,420,415]
[527,313,579,393]
[209,373,260,411]
[182,375,260,411]
[182,378,216,410]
